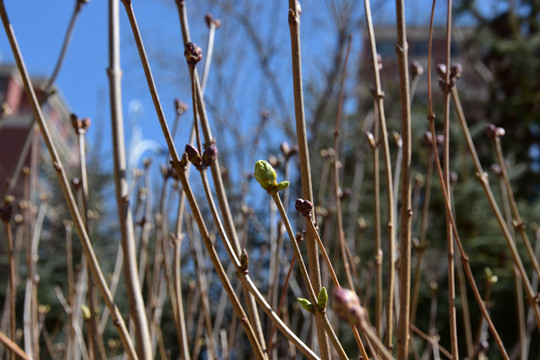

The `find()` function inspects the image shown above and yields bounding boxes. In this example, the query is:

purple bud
[295,198,313,217]
[175,99,188,115]
[437,64,447,79]
[184,42,202,65]
[185,144,202,168]
[202,143,218,167]
[450,63,463,80]
[332,288,365,326]
[410,61,424,77]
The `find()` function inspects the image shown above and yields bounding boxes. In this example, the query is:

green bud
[297,298,315,314]
[484,267,498,284]
[81,305,91,320]
[317,287,328,310]
[254,160,277,191]
[275,181,289,191]
[240,248,249,273]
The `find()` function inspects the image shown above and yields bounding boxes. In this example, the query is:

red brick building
[0,64,77,201]
[361,26,488,108]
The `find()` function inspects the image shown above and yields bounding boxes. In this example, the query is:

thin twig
[494,168,526,360]
[441,0,459,357]
[174,2,267,348]
[43,0,88,94]
[287,3,329,357]
[425,116,509,358]
[2,216,16,360]
[172,236,190,359]
[108,0,152,357]
[363,0,396,345]
[0,3,139,357]
[451,86,540,331]
[0,330,31,360]
[395,0,413,356]
[492,136,540,281]
[410,325,452,359]
[332,33,355,291]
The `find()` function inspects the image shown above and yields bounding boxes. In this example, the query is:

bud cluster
[437,63,463,92]
[205,13,222,29]
[295,198,313,217]
[486,123,506,139]
[184,142,218,170]
[174,99,188,115]
[70,113,91,133]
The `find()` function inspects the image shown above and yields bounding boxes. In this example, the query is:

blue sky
[0,1,196,164]
[0,0,498,175]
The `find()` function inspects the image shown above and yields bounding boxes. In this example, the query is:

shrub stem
[394,0,413,357]
[451,87,540,331]
[0,3,138,357]
[364,0,396,344]
[287,4,329,357]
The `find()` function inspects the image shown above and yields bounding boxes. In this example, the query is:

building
[360,26,488,113]
[0,64,78,201]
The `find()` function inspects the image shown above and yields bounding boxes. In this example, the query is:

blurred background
[0,0,539,358]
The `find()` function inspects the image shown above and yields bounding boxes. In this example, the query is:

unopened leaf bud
[424,131,433,147]
[1,103,12,117]
[365,131,376,148]
[450,63,463,80]
[414,173,425,186]
[185,144,202,168]
[450,171,458,184]
[357,217,367,231]
[205,13,213,27]
[81,305,91,320]
[268,155,279,168]
[295,198,313,217]
[82,117,91,130]
[205,13,221,29]
[317,287,328,310]
[275,181,289,191]
[320,149,329,158]
[436,134,445,146]
[410,60,424,77]
[142,158,152,169]
[486,124,505,139]
[333,288,364,326]
[280,142,290,157]
[72,178,81,189]
[486,124,497,139]
[392,131,402,147]
[491,164,502,176]
[484,267,498,284]
[298,298,315,314]
[184,42,202,65]
[175,99,188,115]
[254,160,277,191]
[70,113,82,132]
[436,64,447,79]
[240,248,249,273]
[38,304,51,314]
[202,142,218,167]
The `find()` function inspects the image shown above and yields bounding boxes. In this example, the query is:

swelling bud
[254,160,277,191]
